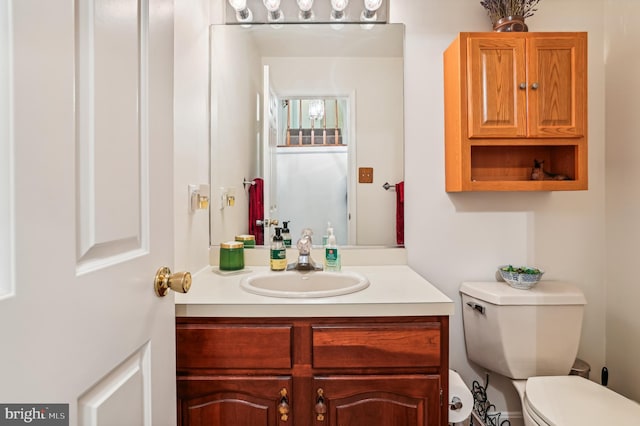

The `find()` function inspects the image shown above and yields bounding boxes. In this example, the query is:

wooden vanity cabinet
[444,32,588,191]
[176,316,449,426]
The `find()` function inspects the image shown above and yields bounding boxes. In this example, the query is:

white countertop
[175,265,454,318]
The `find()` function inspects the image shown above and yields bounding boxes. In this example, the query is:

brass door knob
[154,267,192,297]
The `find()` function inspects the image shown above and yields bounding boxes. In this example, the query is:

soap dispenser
[324,227,340,271]
[270,227,287,271]
[322,222,331,246]
[282,221,292,248]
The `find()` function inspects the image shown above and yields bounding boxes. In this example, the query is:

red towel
[248,178,264,245]
[395,181,404,246]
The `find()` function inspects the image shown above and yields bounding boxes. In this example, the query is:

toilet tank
[460,281,586,380]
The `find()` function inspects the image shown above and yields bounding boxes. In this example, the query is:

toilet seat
[524,375,640,425]
[522,397,548,426]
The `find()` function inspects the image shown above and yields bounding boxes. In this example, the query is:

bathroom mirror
[210,23,404,247]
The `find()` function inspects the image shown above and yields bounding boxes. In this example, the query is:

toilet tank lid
[460,281,587,305]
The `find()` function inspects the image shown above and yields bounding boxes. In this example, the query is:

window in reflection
[281,97,348,147]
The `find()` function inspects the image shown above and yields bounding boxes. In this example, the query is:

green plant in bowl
[498,265,544,289]
[500,265,541,275]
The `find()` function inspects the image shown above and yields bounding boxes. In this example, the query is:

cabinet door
[178,377,293,426]
[312,375,441,426]
[467,37,527,138]
[527,35,587,137]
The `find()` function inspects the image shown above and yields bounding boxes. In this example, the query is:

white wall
[173,0,212,272]
[605,0,640,402]
[209,28,263,244]
[174,0,640,421]
[393,0,607,419]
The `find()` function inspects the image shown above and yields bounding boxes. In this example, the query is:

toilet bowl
[460,281,640,425]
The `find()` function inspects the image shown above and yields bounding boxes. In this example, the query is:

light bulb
[330,0,349,20]
[297,0,313,11]
[228,0,252,22]
[297,0,314,20]
[228,0,246,10]
[364,0,382,11]
[331,0,349,11]
[361,0,382,21]
[263,0,282,21]
[263,0,280,12]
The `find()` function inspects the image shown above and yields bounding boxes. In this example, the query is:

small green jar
[235,234,256,249]
[219,241,244,271]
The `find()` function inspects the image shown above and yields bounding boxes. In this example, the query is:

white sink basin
[240,270,370,298]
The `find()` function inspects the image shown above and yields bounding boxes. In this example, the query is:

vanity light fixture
[228,0,253,22]
[296,0,314,21]
[330,0,349,21]
[263,0,283,22]
[225,0,387,24]
[361,0,383,21]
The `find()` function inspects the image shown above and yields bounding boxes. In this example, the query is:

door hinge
[440,388,443,406]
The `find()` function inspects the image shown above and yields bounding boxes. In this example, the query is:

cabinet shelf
[444,32,588,192]
[470,145,583,186]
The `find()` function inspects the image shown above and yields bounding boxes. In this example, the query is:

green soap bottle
[270,227,287,271]
[282,221,292,248]
[324,227,341,272]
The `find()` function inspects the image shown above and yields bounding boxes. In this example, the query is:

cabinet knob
[278,388,290,422]
[531,82,539,90]
[315,388,327,421]
[519,82,527,90]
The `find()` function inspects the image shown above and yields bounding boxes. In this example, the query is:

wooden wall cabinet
[176,316,449,426]
[444,32,588,191]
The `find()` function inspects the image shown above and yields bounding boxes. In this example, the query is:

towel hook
[243,178,256,190]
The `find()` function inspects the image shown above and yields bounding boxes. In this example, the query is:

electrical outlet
[359,167,374,183]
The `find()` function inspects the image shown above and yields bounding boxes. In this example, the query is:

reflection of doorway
[262,65,279,243]
[275,96,352,244]
[276,146,348,245]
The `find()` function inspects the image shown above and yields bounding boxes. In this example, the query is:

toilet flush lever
[466,302,485,315]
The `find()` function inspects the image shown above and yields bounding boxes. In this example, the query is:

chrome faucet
[287,228,323,271]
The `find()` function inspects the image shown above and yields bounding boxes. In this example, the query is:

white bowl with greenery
[498,265,544,290]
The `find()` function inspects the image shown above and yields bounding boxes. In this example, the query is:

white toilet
[460,281,640,425]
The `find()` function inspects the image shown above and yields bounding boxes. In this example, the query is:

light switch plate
[359,167,373,183]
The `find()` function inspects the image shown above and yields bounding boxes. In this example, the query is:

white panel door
[0,0,178,425]
[262,65,279,234]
